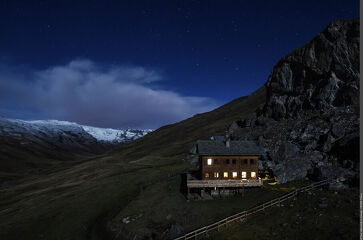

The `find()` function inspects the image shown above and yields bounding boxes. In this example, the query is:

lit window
[205,173,210,178]
[207,158,212,165]
[214,172,219,178]
[251,172,256,178]
[232,172,237,178]
[223,172,228,178]
[242,171,247,178]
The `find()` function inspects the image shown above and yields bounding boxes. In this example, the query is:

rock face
[264,19,359,120]
[229,19,359,184]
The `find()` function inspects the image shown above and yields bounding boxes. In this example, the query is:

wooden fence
[174,178,334,240]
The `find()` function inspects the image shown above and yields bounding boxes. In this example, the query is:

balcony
[187,178,262,188]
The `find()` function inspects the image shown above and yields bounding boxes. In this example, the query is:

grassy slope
[211,187,359,240]
[0,86,266,240]
[0,137,113,181]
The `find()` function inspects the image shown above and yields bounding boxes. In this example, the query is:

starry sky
[0,0,359,129]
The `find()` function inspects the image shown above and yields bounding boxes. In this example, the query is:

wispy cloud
[0,59,218,128]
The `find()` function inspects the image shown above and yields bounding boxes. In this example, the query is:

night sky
[0,1,359,129]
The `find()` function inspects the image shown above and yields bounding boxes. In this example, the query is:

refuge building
[187,135,263,198]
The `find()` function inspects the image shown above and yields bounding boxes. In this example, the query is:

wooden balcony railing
[187,178,262,188]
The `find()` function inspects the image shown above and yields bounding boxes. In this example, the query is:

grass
[108,179,310,239]
[209,187,359,240]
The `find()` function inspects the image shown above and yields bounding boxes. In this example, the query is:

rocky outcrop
[264,19,359,120]
[229,19,359,184]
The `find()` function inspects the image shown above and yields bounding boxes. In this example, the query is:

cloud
[0,59,218,128]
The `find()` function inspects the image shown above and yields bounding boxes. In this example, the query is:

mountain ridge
[0,117,151,179]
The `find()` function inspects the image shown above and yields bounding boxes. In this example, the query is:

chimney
[225,131,230,148]
[226,139,230,148]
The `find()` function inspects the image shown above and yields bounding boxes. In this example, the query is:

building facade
[187,136,263,198]
[201,155,259,180]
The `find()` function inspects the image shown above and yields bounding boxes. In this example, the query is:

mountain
[228,18,359,184]
[0,19,359,240]
[0,117,151,180]
[25,119,152,143]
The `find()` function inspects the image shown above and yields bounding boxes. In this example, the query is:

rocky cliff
[229,19,359,184]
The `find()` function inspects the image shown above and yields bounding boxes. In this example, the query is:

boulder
[168,223,184,239]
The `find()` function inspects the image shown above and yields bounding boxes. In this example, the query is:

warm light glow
[232,172,237,178]
[205,173,210,178]
[207,158,212,165]
[251,172,256,178]
[214,172,219,178]
[242,171,247,178]
[223,172,228,178]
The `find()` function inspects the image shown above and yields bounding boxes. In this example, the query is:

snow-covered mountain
[0,117,152,178]
[0,118,152,143]
[81,125,153,143]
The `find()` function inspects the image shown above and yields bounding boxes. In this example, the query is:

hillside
[0,19,359,240]
[0,84,266,240]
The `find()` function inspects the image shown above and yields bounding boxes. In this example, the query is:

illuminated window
[207,158,212,165]
[223,172,228,178]
[232,172,237,178]
[242,171,247,178]
[214,172,219,178]
[251,172,256,178]
[205,173,210,178]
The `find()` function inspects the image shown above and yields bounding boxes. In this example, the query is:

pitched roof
[196,139,263,156]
